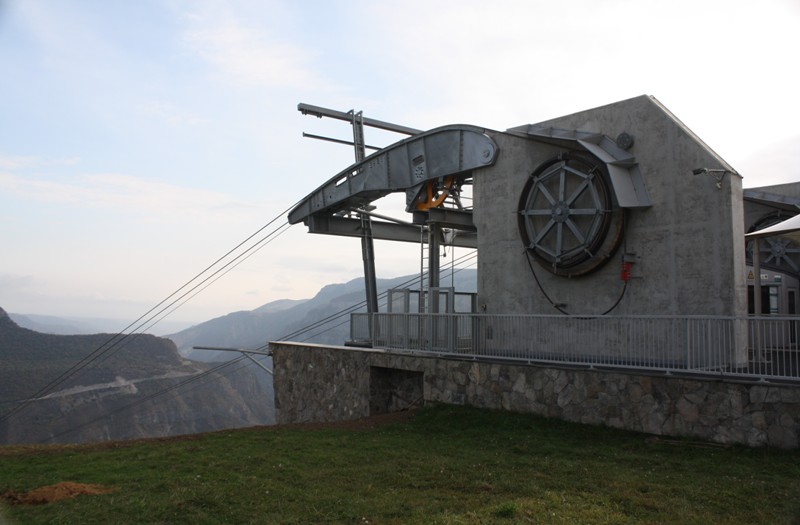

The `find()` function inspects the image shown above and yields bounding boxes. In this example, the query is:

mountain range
[9,313,193,336]
[1,269,476,444]
[0,307,273,445]
[9,271,477,359]
[167,270,477,361]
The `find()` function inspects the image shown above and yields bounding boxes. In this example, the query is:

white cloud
[180,5,321,89]
[12,1,120,79]
[353,0,800,141]
[0,171,262,222]
[3,0,798,324]
[0,155,40,170]
[738,134,800,188]
[0,154,80,170]
[0,273,35,292]
[137,101,208,127]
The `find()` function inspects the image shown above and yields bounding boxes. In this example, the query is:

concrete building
[275,96,800,449]
[743,182,800,315]
[476,96,746,319]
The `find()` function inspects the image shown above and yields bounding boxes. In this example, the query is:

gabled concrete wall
[474,95,747,318]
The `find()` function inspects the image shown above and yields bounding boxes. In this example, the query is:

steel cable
[15,236,478,440]
[1,202,299,423]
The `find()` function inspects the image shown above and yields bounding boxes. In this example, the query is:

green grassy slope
[1,404,798,524]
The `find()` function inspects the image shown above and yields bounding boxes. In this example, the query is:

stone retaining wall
[271,342,800,449]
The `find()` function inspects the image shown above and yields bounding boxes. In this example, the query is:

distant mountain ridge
[0,270,476,444]
[8,312,192,336]
[7,313,91,335]
[0,307,273,445]
[168,270,477,361]
[253,298,309,314]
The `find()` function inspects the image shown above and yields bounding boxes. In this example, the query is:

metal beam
[414,208,477,232]
[298,103,423,136]
[305,215,477,248]
[192,346,275,375]
[743,189,800,212]
[302,132,381,151]
[192,346,272,356]
[241,352,274,376]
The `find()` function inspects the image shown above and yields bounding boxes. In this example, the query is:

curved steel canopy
[288,125,499,225]
[289,122,653,227]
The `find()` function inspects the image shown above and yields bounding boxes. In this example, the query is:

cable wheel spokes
[518,152,623,277]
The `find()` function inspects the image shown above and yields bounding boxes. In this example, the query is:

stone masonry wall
[271,342,800,449]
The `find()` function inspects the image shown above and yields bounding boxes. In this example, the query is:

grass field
[1,404,799,524]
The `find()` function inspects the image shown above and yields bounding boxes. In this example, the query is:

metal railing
[350,313,800,382]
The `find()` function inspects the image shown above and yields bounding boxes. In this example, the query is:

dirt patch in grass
[1,482,115,505]
[0,409,419,457]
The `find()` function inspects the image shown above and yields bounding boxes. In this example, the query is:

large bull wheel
[747,212,800,274]
[518,152,624,277]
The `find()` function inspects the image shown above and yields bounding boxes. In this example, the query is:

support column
[428,222,441,313]
[361,213,379,315]
[753,238,762,360]
[753,239,762,315]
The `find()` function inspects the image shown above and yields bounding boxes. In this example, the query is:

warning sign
[747,271,754,280]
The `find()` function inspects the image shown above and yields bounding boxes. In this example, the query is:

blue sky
[2,0,799,328]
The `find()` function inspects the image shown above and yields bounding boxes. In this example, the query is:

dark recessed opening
[369,367,424,416]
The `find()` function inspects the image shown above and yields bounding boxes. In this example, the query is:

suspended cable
[1,201,299,423]
[92,221,293,367]
[297,255,478,343]
[18,237,479,441]
[279,250,477,344]
[276,250,477,343]
[26,250,480,443]
[37,356,249,444]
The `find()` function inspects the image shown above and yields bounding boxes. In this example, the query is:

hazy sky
[2,0,799,327]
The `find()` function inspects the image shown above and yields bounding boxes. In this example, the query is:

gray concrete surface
[474,95,746,319]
